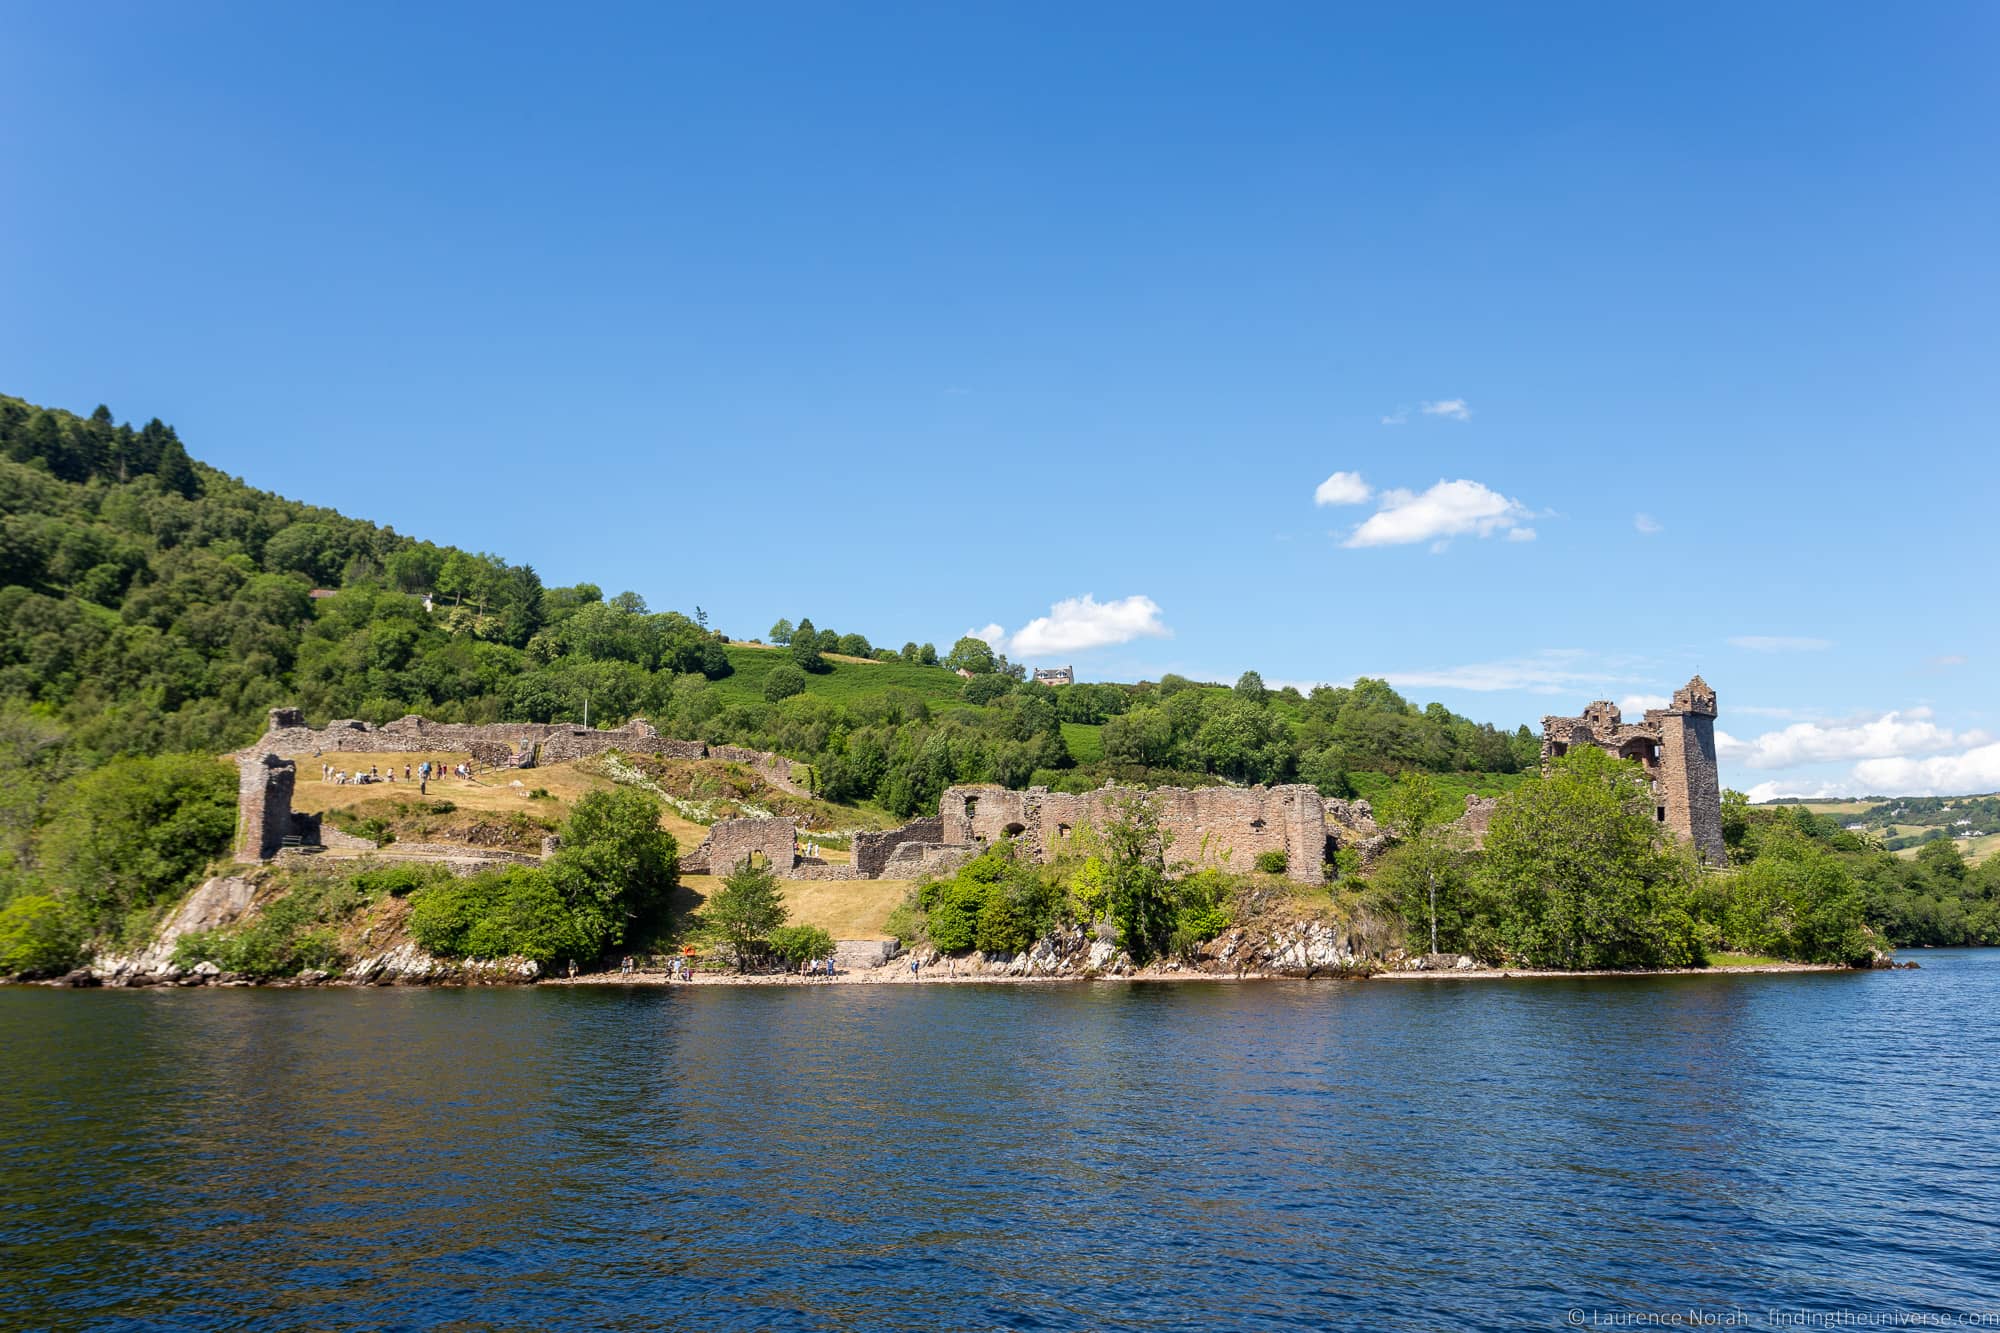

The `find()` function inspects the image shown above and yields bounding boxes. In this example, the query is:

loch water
[4,953,1998,1331]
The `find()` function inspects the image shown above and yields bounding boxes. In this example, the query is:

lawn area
[709,643,970,711]
[1061,722,1103,764]
[673,873,913,940]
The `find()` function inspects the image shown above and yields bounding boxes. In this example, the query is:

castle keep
[1540,675,1726,864]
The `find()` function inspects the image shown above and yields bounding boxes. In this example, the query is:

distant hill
[1786,794,2000,864]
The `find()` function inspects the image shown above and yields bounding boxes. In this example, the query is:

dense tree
[703,859,788,967]
[1477,748,1703,969]
[945,636,997,675]
[791,618,825,673]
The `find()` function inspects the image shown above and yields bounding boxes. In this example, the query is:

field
[708,643,971,711]
[1061,722,1104,764]
[285,750,919,936]
[288,751,711,847]
[674,874,912,940]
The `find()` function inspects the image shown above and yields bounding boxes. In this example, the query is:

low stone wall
[247,708,727,770]
[786,863,858,882]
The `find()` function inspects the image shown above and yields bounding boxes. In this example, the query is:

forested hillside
[0,392,1536,790]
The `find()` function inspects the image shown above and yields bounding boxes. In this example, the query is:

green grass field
[709,643,971,711]
[1061,722,1104,764]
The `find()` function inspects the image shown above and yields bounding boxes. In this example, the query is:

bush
[702,859,788,966]
[1254,850,1288,875]
[764,663,808,702]
[0,895,83,977]
[174,876,367,977]
[38,754,236,934]
[407,867,606,967]
[769,924,836,966]
[962,674,1013,705]
[352,862,450,898]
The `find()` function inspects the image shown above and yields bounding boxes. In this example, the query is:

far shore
[535,958,1865,989]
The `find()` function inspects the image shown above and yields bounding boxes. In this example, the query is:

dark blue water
[4,955,1998,1331]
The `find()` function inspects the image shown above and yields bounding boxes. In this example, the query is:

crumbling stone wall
[237,753,296,861]
[245,708,708,768]
[936,783,1326,884]
[684,817,797,875]
[1541,675,1726,865]
[235,753,323,861]
[853,817,945,877]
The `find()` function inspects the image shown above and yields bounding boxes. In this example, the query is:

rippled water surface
[5,954,1999,1330]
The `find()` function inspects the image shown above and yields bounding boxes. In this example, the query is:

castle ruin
[1540,675,1726,865]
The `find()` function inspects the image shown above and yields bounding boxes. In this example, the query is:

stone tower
[237,752,297,861]
[1540,675,1727,866]
[1654,676,1725,866]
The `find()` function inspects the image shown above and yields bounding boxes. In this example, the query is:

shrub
[352,863,449,898]
[38,754,236,934]
[408,874,501,957]
[770,924,836,966]
[764,663,808,702]
[702,859,788,966]
[173,877,368,977]
[1254,850,1288,875]
[0,895,83,977]
[962,674,1013,705]
[883,895,924,945]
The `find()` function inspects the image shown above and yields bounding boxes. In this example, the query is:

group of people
[322,763,408,786]
[318,757,472,794]
[801,957,837,980]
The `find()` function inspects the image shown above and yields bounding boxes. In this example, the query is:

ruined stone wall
[936,783,1325,883]
[852,817,945,877]
[685,817,797,875]
[237,753,297,861]
[248,708,767,772]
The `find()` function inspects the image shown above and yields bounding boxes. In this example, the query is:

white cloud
[1385,649,1649,695]
[1344,478,1535,548]
[1420,399,1471,421]
[1743,779,1857,804]
[1714,707,1987,771]
[1505,526,1537,542]
[1728,635,1834,653]
[1314,471,1373,506]
[1380,410,1408,426]
[1928,654,1968,669]
[975,594,1171,658]
[1853,741,2000,798]
[1621,694,1672,713]
[1635,513,1663,535]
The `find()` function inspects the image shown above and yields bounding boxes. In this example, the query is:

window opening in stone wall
[1657,807,1666,822]
[1057,823,1071,839]
[1002,822,1026,837]
[1249,818,1266,830]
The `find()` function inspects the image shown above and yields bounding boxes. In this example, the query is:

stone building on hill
[1541,675,1726,865]
[1033,665,1074,687]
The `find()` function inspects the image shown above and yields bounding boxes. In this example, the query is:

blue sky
[3,2,1994,798]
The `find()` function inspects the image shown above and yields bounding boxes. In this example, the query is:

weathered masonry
[940,782,1329,883]
[1541,675,1726,865]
